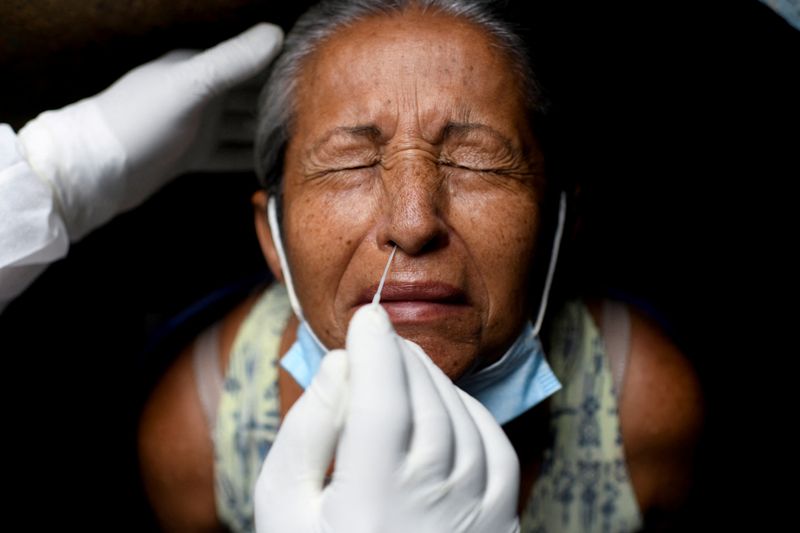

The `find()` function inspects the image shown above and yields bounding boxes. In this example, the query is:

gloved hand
[255,304,521,533]
[16,22,283,241]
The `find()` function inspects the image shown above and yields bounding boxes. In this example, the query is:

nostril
[378,186,449,255]
[388,230,449,257]
[416,231,449,255]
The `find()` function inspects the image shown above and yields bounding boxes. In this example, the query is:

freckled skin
[279,9,546,379]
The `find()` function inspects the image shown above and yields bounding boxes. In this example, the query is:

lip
[357,281,467,305]
[355,281,469,324]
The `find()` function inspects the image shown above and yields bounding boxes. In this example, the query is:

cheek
[450,184,540,318]
[283,186,378,334]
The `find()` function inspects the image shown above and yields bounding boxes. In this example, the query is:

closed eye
[439,159,511,175]
[311,162,378,178]
[333,163,377,172]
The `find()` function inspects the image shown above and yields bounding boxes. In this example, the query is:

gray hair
[254,0,547,195]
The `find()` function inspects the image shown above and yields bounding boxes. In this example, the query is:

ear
[252,190,285,284]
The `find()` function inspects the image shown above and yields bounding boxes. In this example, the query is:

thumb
[255,349,348,525]
[186,22,283,96]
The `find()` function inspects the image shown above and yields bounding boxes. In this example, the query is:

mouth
[355,281,469,324]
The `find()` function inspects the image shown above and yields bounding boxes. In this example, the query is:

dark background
[1,0,796,530]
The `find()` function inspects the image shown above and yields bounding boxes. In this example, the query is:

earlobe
[252,190,285,284]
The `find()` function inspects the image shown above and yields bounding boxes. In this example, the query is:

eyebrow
[311,125,383,152]
[442,122,519,155]
[310,121,519,154]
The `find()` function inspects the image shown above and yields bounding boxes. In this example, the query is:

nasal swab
[372,245,398,305]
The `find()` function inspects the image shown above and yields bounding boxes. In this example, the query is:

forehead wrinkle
[413,76,424,143]
[410,101,473,144]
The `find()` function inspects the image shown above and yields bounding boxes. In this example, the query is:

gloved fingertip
[258,22,285,48]
[190,22,284,93]
[241,22,284,54]
[348,304,394,342]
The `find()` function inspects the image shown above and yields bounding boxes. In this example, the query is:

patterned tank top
[212,283,643,532]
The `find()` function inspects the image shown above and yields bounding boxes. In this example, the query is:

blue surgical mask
[267,192,568,425]
[279,320,327,390]
[281,317,561,425]
[454,320,560,424]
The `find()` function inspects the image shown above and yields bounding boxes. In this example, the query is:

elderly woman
[138,1,704,531]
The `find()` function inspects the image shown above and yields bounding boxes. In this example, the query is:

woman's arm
[138,291,261,532]
[616,304,705,528]
[138,341,224,532]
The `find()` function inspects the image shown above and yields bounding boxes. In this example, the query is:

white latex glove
[16,22,283,241]
[255,304,521,533]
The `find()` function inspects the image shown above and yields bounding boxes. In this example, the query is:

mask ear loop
[267,197,399,357]
[267,195,305,321]
[532,190,567,337]
[267,196,330,352]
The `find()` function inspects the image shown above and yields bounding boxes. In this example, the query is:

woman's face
[276,10,546,379]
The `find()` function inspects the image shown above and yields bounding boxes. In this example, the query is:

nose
[376,159,448,256]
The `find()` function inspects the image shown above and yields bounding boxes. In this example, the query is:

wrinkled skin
[275,9,547,380]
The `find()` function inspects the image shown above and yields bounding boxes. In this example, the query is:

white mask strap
[532,190,567,336]
[267,196,305,321]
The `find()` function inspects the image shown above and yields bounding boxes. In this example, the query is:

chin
[399,331,479,381]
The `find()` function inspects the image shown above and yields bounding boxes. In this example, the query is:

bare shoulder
[138,289,264,532]
[622,302,704,512]
[586,298,705,519]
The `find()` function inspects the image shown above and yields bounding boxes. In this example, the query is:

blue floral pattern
[213,284,291,533]
[520,301,643,532]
